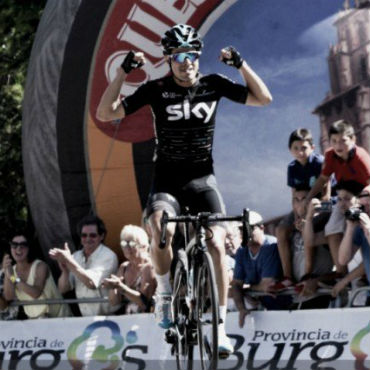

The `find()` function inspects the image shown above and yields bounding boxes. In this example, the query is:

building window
[360,55,368,81]
[357,21,368,45]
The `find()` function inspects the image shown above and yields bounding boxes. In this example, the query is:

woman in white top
[3,233,71,318]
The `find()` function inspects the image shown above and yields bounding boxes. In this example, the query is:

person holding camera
[304,180,365,278]
[305,120,370,276]
[337,185,370,300]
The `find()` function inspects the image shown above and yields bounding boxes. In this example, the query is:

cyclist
[97,23,272,356]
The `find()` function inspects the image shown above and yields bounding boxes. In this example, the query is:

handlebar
[159,208,251,249]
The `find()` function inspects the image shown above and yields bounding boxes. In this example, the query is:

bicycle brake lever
[159,211,168,249]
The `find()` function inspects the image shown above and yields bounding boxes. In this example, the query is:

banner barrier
[1,307,369,370]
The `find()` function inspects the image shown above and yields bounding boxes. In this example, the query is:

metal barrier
[347,286,370,307]
[8,297,109,306]
[7,287,368,309]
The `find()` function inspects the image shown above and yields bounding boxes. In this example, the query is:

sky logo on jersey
[166,101,217,123]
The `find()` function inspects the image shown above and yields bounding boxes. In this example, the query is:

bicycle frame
[160,209,251,370]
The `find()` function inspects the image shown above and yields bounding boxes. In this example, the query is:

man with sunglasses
[49,214,118,316]
[97,23,272,355]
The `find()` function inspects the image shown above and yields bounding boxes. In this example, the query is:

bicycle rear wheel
[173,250,194,370]
[195,251,219,370]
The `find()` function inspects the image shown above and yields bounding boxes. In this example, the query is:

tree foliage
[0,0,46,246]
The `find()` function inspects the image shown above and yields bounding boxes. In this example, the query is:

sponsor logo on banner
[225,322,370,370]
[350,321,370,370]
[89,0,236,143]
[67,320,125,369]
[0,320,144,370]
[0,314,369,369]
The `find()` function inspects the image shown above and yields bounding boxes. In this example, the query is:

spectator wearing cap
[231,211,286,328]
[103,225,157,314]
[49,214,118,316]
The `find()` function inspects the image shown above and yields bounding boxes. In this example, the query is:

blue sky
[199,0,344,220]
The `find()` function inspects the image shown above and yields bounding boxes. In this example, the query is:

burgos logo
[67,320,138,370]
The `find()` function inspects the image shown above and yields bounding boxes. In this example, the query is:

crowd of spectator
[0,119,369,322]
[229,119,370,327]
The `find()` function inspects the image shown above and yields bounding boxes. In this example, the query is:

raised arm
[306,175,329,206]
[104,264,125,307]
[338,221,358,265]
[96,51,146,122]
[3,255,16,301]
[220,46,272,107]
[49,243,98,290]
[103,274,145,309]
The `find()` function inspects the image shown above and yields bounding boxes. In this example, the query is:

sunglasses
[81,232,99,239]
[10,241,28,248]
[358,192,370,198]
[170,51,200,63]
[121,240,138,248]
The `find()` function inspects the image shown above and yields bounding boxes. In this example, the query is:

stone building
[313,0,370,153]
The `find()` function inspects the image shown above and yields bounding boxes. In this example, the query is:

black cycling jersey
[122,73,248,166]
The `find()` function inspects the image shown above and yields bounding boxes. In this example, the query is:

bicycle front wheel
[173,250,193,370]
[195,251,219,370]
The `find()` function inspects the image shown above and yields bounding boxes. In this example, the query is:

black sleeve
[214,74,248,103]
[122,81,155,115]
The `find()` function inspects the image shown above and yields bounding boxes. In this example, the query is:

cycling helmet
[161,24,203,55]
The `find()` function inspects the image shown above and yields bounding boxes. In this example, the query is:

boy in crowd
[306,120,370,274]
[275,128,327,290]
[304,180,365,282]
[337,185,370,304]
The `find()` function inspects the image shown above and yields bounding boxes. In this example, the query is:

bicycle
[159,209,251,370]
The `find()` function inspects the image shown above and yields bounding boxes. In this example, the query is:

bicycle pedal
[165,328,177,344]
[188,328,198,345]
[219,351,231,360]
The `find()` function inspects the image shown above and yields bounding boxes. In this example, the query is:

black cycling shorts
[146,173,226,217]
